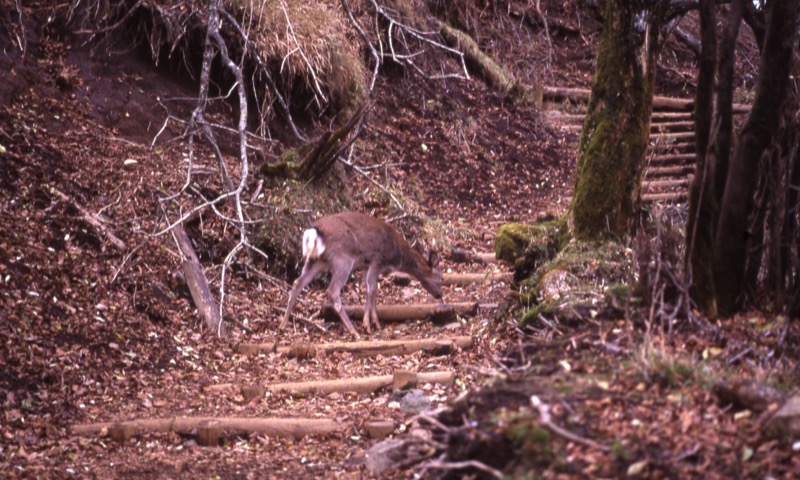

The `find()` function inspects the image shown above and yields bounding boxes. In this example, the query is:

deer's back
[313,212,405,268]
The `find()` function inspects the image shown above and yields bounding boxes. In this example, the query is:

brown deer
[280,212,443,338]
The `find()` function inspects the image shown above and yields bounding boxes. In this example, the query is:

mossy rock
[495,219,565,279]
[517,240,635,327]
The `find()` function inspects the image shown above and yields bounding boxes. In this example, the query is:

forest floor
[2,2,799,480]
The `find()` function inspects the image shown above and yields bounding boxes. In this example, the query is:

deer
[280,212,443,339]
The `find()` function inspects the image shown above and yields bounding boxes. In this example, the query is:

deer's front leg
[327,260,360,339]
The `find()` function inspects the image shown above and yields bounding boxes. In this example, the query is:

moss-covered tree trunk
[570,0,669,240]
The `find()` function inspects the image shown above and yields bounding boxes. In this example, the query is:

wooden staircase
[543,86,749,204]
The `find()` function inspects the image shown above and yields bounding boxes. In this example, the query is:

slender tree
[713,0,798,314]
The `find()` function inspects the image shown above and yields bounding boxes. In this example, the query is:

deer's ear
[428,251,440,269]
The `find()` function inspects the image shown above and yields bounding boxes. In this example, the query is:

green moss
[495,219,564,270]
[515,240,634,325]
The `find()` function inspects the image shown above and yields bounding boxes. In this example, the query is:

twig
[530,395,609,452]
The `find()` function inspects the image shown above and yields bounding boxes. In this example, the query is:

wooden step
[650,121,694,132]
[648,153,695,163]
[651,112,694,121]
[642,191,688,203]
[238,336,474,357]
[643,178,691,190]
[650,131,695,141]
[646,165,694,176]
[321,302,479,324]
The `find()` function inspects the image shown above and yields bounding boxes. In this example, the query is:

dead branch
[530,395,609,452]
[51,188,126,251]
[673,26,701,56]
[168,220,223,334]
[365,0,469,81]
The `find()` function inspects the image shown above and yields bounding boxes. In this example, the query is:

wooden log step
[649,131,695,141]
[449,248,498,264]
[651,111,694,121]
[648,153,695,163]
[444,272,512,286]
[542,86,749,112]
[643,178,691,190]
[648,141,695,152]
[545,112,585,123]
[228,370,456,397]
[646,165,695,176]
[650,121,694,132]
[238,336,473,357]
[321,302,478,324]
[71,417,347,439]
[642,191,688,202]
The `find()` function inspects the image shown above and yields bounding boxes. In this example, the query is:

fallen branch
[530,395,609,452]
[238,335,473,357]
[51,188,126,250]
[209,370,456,396]
[71,416,347,439]
[167,216,223,334]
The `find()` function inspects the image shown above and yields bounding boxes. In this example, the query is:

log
[650,111,694,121]
[320,302,478,324]
[365,421,395,439]
[449,248,498,264]
[238,335,473,357]
[545,112,585,124]
[542,86,750,112]
[72,416,347,439]
[438,22,516,96]
[650,131,695,141]
[443,272,512,286]
[650,121,694,132]
[642,192,688,203]
[171,222,224,334]
[642,178,691,190]
[393,371,418,391]
[648,153,695,163]
[262,371,455,395]
[645,165,695,177]
[197,419,221,447]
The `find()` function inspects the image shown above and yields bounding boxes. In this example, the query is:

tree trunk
[685,0,718,316]
[714,0,798,315]
[570,0,669,240]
